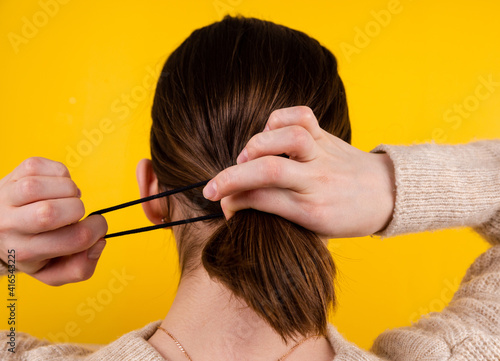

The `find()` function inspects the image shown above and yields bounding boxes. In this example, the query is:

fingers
[0,157,107,286]
[203,156,306,201]
[266,106,324,140]
[236,125,319,164]
[220,188,298,220]
[31,239,106,286]
[17,259,50,275]
[8,176,80,206]
[205,106,323,200]
[15,215,108,264]
[12,197,85,234]
[10,157,70,181]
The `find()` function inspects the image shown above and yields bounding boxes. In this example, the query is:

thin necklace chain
[156,326,317,361]
[157,327,193,361]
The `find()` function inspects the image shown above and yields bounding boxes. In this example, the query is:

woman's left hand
[203,106,396,238]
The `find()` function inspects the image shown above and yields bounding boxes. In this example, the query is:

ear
[136,159,165,225]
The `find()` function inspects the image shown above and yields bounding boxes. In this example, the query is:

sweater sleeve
[0,331,101,360]
[369,139,500,243]
[368,139,500,360]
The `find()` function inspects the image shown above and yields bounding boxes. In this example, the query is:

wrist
[373,152,396,234]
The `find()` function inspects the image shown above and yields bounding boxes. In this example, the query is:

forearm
[370,139,500,243]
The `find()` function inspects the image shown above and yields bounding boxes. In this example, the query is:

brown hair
[150,15,351,342]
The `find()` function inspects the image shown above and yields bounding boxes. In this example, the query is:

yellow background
[1,0,499,351]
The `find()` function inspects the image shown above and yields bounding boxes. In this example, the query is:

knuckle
[301,201,313,218]
[267,109,282,128]
[302,201,323,221]
[306,200,331,224]
[71,266,94,283]
[18,177,39,199]
[21,157,43,175]
[45,279,63,287]
[54,161,70,177]
[36,202,56,228]
[15,248,33,263]
[36,275,58,286]
[312,205,327,222]
[297,105,314,120]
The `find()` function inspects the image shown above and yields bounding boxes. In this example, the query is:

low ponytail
[202,209,336,342]
[151,15,350,343]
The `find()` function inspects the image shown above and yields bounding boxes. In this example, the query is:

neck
[147,267,335,361]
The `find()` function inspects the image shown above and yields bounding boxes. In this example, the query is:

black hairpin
[88,180,224,239]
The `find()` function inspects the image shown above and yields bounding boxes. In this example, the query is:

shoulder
[0,320,164,360]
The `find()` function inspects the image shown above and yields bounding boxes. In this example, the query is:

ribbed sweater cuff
[369,140,500,241]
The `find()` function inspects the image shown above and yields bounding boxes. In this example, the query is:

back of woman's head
[150,15,351,342]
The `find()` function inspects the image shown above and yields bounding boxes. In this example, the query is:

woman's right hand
[0,157,107,286]
[203,106,396,239]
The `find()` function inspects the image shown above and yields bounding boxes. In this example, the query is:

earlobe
[136,159,164,225]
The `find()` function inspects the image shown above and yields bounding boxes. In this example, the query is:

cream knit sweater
[1,140,499,360]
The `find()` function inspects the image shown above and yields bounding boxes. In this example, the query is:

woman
[1,15,499,360]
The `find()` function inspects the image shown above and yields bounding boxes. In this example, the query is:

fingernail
[88,240,106,260]
[236,148,248,164]
[77,188,81,198]
[203,181,217,200]
[264,124,270,132]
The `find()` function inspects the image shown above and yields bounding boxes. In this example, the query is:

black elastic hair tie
[88,180,224,239]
